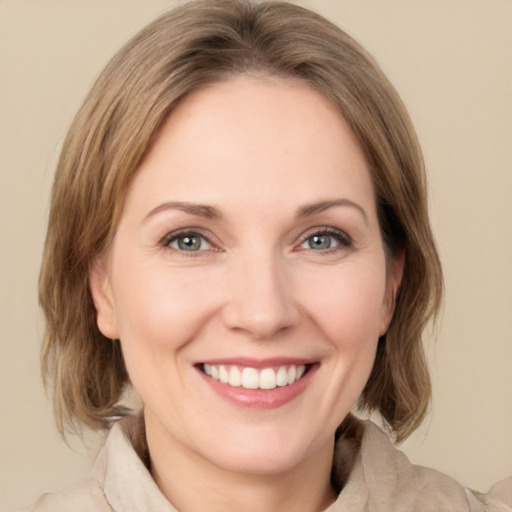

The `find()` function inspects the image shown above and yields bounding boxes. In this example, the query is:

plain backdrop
[1,0,511,509]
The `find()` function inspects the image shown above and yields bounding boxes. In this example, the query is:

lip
[195,358,319,410]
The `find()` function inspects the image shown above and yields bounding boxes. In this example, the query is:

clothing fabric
[19,414,512,512]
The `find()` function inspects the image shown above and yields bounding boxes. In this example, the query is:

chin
[210,448,309,476]
[196,424,328,477]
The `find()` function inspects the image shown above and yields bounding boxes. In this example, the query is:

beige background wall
[1,0,511,508]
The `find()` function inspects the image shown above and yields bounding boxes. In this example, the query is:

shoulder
[18,479,111,512]
[332,415,511,512]
[15,427,112,512]
[484,476,512,511]
[15,415,167,512]
[359,419,470,510]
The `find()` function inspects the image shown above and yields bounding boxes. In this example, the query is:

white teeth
[241,368,259,389]
[202,363,309,390]
[228,366,242,387]
[219,365,229,384]
[287,365,296,385]
[259,368,277,390]
[276,366,288,387]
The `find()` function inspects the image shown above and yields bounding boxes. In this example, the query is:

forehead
[127,75,375,218]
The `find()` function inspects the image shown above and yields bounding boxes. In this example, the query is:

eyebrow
[143,198,368,224]
[296,199,368,224]
[143,201,222,222]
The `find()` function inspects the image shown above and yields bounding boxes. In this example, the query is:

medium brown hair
[40,0,442,441]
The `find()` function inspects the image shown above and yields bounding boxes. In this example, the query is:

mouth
[195,358,318,409]
[198,362,312,390]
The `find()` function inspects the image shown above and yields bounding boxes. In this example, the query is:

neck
[146,418,337,512]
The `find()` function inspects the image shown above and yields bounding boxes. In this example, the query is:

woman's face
[91,76,402,476]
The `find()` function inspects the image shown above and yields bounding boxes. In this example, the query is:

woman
[19,0,511,510]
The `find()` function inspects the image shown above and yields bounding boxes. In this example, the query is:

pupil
[309,235,331,249]
[178,236,201,251]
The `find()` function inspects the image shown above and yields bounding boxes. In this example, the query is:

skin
[90,76,403,512]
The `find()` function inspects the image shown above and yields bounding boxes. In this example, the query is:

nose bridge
[222,246,299,339]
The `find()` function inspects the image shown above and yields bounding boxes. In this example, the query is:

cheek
[299,262,388,347]
[110,261,219,355]
[109,263,222,406]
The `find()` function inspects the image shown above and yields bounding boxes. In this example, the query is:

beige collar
[98,413,470,512]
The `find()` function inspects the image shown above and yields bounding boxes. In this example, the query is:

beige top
[19,415,512,512]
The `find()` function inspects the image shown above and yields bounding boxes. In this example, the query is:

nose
[221,251,300,340]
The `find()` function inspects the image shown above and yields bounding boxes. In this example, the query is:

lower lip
[197,365,318,410]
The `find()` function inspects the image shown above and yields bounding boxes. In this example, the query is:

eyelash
[297,227,353,253]
[160,226,353,255]
[160,229,216,255]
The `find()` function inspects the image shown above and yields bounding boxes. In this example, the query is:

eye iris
[178,235,202,251]
[308,234,332,250]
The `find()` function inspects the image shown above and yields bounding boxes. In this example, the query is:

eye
[165,232,213,252]
[299,229,352,252]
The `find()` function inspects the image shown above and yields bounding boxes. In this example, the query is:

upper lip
[195,357,317,369]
